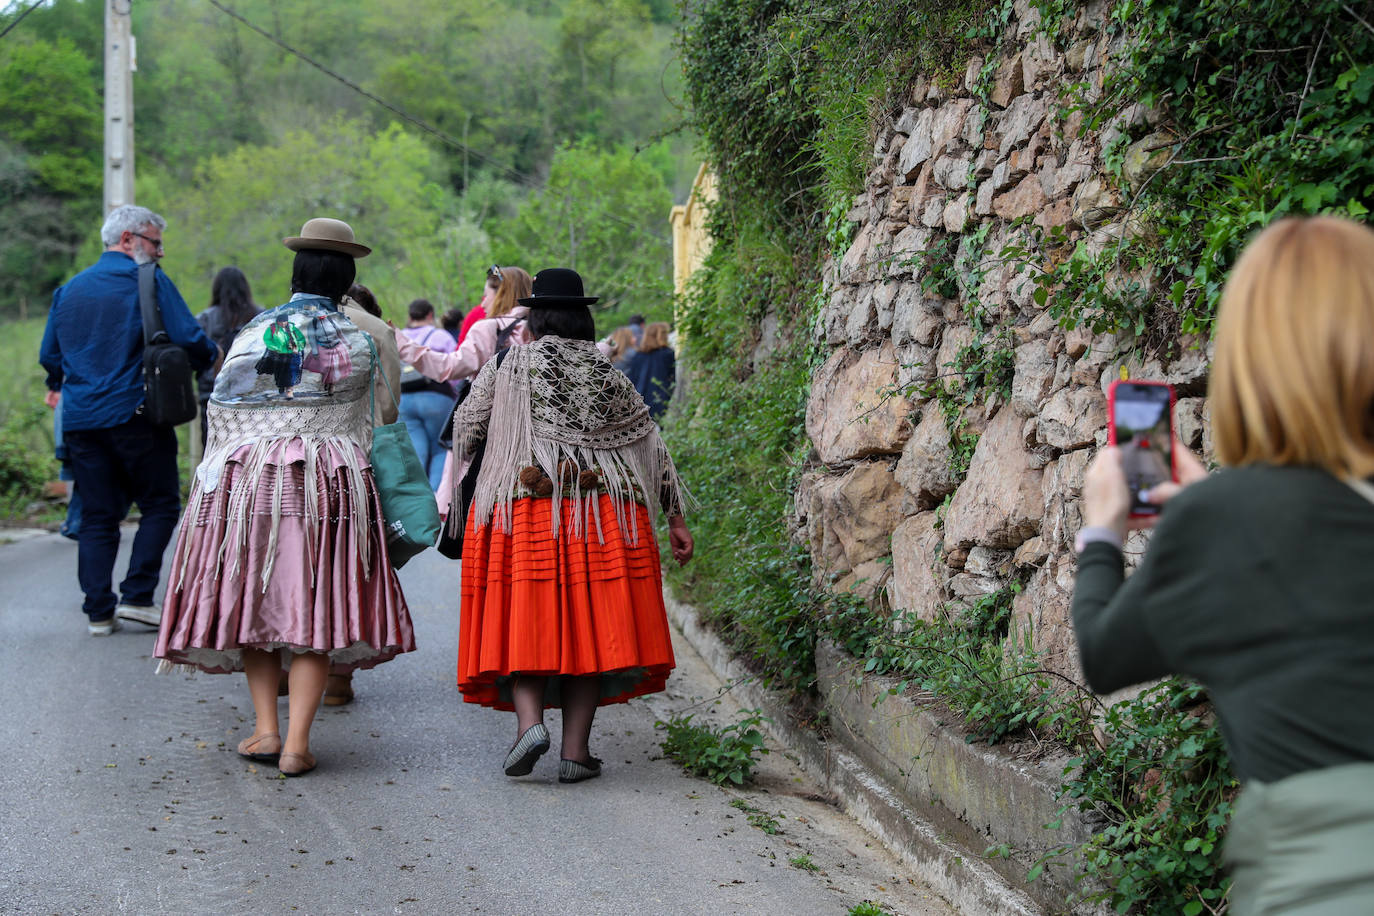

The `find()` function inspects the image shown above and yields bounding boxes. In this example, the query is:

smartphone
[1106,380,1177,517]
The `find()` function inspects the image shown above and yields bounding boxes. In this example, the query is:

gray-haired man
[39,205,218,635]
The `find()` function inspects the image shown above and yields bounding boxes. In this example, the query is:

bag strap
[137,263,169,346]
[364,330,401,428]
[494,317,521,349]
[1344,475,1374,507]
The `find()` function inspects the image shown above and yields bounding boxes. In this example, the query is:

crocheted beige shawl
[452,336,689,542]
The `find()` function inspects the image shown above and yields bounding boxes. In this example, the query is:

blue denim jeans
[64,412,181,621]
[399,390,455,491]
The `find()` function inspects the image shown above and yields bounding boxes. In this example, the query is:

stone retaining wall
[795,0,1211,684]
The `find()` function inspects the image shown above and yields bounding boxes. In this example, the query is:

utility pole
[104,0,135,212]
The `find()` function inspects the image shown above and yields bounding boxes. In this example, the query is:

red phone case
[1106,379,1177,517]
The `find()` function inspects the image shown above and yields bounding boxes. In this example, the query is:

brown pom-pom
[578,469,600,489]
[534,478,555,497]
[518,466,544,488]
[557,459,579,482]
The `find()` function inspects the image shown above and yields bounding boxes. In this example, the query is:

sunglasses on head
[487,264,503,283]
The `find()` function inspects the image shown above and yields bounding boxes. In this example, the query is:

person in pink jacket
[394,266,533,517]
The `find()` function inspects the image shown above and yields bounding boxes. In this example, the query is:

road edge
[665,592,1046,916]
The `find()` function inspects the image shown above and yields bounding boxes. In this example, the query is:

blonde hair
[487,266,532,318]
[608,327,636,360]
[1211,216,1374,477]
[640,321,671,352]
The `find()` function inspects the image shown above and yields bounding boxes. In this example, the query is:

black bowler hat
[518,267,599,308]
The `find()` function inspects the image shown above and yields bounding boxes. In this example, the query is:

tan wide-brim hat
[282,217,371,258]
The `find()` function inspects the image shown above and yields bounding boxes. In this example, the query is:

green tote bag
[366,336,441,568]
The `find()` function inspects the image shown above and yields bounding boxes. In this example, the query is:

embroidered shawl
[175,295,378,590]
[452,335,690,543]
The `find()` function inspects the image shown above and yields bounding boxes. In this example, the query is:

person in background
[457,265,503,344]
[624,321,675,420]
[39,204,218,636]
[196,267,263,449]
[441,307,465,340]
[395,266,533,520]
[626,313,645,347]
[398,298,459,490]
[344,283,383,319]
[156,217,414,775]
[1072,216,1374,915]
[50,393,82,540]
[451,267,693,783]
[604,326,637,373]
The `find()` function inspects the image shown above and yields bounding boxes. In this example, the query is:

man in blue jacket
[39,206,218,636]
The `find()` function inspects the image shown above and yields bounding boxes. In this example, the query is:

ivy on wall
[673,0,1367,912]
[1026,0,1374,342]
[668,0,998,687]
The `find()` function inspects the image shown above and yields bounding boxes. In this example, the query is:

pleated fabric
[458,493,675,710]
[156,440,416,674]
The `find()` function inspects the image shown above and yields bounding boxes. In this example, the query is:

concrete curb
[666,593,1046,916]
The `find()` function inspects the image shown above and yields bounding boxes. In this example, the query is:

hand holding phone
[1106,380,1177,517]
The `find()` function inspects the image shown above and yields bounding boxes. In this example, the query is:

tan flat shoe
[279,751,317,777]
[237,733,282,761]
[322,673,354,707]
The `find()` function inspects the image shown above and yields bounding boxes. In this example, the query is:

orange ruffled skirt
[458,494,675,710]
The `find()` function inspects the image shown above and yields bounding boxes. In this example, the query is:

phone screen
[1110,382,1174,515]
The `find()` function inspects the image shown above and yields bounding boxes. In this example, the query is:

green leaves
[491,139,673,329]
[657,710,772,786]
[1019,0,1374,339]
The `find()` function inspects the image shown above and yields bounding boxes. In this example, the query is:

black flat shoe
[503,723,551,777]
[558,756,602,784]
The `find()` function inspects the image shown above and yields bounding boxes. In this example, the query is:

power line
[204,0,670,249]
[204,0,532,187]
[0,1,44,41]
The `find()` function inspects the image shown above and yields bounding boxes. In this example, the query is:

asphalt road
[0,527,954,916]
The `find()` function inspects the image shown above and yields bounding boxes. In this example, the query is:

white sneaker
[115,603,161,627]
[88,617,121,636]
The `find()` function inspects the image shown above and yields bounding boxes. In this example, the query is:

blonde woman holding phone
[1072,216,1374,914]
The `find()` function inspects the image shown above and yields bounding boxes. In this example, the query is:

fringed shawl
[172,298,377,592]
[451,336,690,543]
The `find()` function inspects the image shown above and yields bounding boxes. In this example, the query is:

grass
[0,319,61,520]
[729,798,784,835]
[0,316,203,521]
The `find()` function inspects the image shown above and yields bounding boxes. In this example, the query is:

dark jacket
[624,346,675,420]
[196,303,263,397]
[1072,465,1374,783]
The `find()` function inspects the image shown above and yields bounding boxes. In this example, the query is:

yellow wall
[669,163,717,304]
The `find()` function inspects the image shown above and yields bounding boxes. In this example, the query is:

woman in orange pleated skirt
[450,268,693,783]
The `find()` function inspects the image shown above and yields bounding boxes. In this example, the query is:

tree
[146,121,463,319]
[492,140,673,330]
[0,38,102,316]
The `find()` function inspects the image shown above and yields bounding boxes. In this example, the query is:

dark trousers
[64,412,181,621]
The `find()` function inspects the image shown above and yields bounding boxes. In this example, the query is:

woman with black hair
[450,268,694,783]
[195,267,262,447]
[156,218,415,777]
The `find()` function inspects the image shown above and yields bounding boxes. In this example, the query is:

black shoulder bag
[138,263,198,426]
[435,345,514,560]
[437,317,523,450]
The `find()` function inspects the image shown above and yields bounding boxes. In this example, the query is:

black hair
[408,298,435,321]
[290,249,356,303]
[629,314,645,325]
[210,266,257,328]
[441,308,464,335]
[346,283,381,317]
[527,305,596,342]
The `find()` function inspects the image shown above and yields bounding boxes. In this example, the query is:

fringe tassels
[171,436,377,593]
